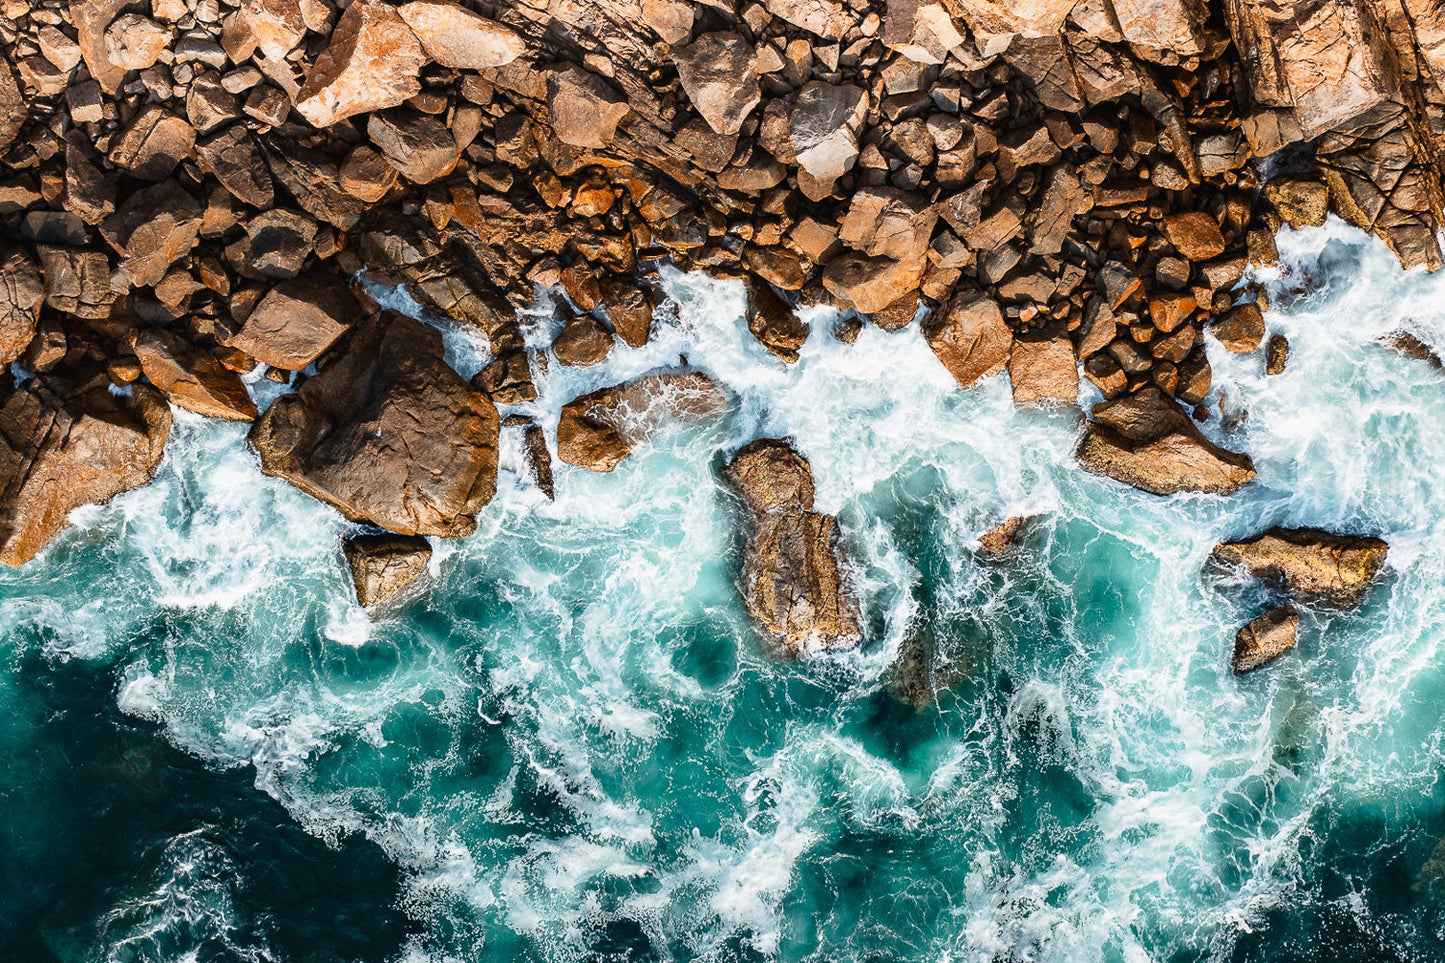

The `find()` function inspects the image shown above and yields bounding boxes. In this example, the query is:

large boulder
[923,290,1013,389]
[132,328,258,422]
[724,438,860,656]
[761,0,853,38]
[0,247,43,365]
[557,372,727,472]
[249,312,499,537]
[788,82,868,188]
[396,0,525,69]
[343,532,432,607]
[671,32,761,136]
[1076,387,1256,495]
[546,64,630,149]
[1232,604,1299,673]
[0,376,172,566]
[1210,527,1389,605]
[294,0,428,128]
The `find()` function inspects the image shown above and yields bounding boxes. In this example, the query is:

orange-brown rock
[1211,528,1389,605]
[1009,324,1079,405]
[1076,387,1256,495]
[295,0,428,128]
[132,328,258,421]
[229,271,358,371]
[1232,604,1299,672]
[0,376,172,566]
[923,290,1013,389]
[0,247,43,366]
[249,312,498,537]
[397,0,525,69]
[671,32,761,136]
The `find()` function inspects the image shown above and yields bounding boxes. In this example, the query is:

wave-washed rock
[1211,527,1389,606]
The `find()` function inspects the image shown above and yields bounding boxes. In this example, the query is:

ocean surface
[6,220,1445,962]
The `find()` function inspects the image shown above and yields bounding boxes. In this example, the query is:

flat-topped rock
[1232,604,1299,673]
[343,532,432,607]
[133,328,258,422]
[1211,527,1389,606]
[294,0,427,128]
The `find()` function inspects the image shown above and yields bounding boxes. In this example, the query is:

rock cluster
[724,438,860,655]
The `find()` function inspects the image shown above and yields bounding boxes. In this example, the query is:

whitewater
[4,217,1445,961]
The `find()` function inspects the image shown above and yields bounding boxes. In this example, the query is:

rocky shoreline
[0,0,1429,654]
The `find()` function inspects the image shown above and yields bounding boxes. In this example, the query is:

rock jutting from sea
[0,0,1439,644]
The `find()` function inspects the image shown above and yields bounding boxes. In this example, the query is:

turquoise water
[6,222,1445,961]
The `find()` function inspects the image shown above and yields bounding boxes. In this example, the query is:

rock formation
[250,312,499,537]
[2,0,1444,561]
[724,438,860,656]
[343,531,433,608]
[1211,527,1390,606]
[1076,388,1256,495]
[557,372,727,471]
[1232,604,1299,673]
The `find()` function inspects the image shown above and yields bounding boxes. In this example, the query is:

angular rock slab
[557,372,727,472]
[0,377,172,566]
[1076,387,1256,495]
[343,531,432,607]
[132,328,257,422]
[249,312,499,537]
[397,0,525,69]
[1211,527,1388,606]
[295,0,428,128]
[671,32,761,136]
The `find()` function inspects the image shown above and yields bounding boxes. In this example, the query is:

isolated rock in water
[1383,331,1443,367]
[0,247,43,365]
[978,516,1029,559]
[520,422,554,499]
[396,0,525,69]
[724,438,860,656]
[1076,387,1256,495]
[229,271,358,370]
[343,532,432,607]
[0,377,172,566]
[249,312,499,537]
[557,372,727,472]
[552,315,613,367]
[294,0,428,128]
[546,64,630,149]
[923,290,1013,389]
[133,328,258,421]
[1232,604,1299,673]
[1211,527,1389,605]
[671,32,761,136]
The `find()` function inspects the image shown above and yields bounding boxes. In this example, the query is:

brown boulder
[1076,387,1256,495]
[396,0,525,69]
[1163,212,1226,261]
[978,515,1029,559]
[552,315,614,367]
[229,271,358,370]
[601,280,654,348]
[250,312,498,537]
[761,0,853,38]
[546,64,630,149]
[109,106,196,181]
[1210,528,1388,605]
[557,372,727,472]
[343,532,432,607]
[724,438,860,656]
[923,290,1013,389]
[1232,604,1299,673]
[671,32,761,136]
[1212,304,1265,353]
[0,376,172,566]
[1009,324,1079,406]
[367,110,461,185]
[747,277,808,364]
[132,328,258,422]
[295,0,428,128]
[99,180,203,288]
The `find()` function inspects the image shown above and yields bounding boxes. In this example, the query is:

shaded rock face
[557,372,727,472]
[249,312,499,537]
[132,328,257,421]
[1211,527,1389,606]
[343,532,432,608]
[1232,604,1299,673]
[1076,387,1257,495]
[724,439,860,656]
[0,376,172,566]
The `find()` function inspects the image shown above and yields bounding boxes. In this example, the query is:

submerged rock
[1232,604,1299,673]
[0,376,172,566]
[556,372,727,472]
[1076,388,1256,495]
[343,532,432,608]
[250,312,499,537]
[724,438,860,656]
[1211,527,1389,606]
